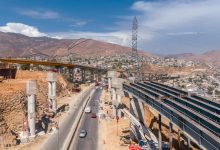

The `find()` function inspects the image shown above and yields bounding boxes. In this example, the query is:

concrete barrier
[62,87,95,150]
[40,84,95,150]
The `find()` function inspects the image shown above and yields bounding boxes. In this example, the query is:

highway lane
[70,87,102,150]
[41,87,93,150]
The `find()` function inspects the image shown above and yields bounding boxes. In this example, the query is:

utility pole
[132,16,141,81]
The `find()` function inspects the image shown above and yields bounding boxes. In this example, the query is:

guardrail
[136,82,220,136]
[146,82,220,114]
[123,83,220,150]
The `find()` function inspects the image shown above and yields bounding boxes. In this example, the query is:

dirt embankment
[0,70,68,147]
[142,64,199,76]
[144,106,199,150]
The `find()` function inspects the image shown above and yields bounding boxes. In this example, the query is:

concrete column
[117,94,121,104]
[98,73,101,81]
[26,80,36,138]
[117,109,122,118]
[90,71,94,82]
[48,73,57,113]
[52,82,57,112]
[112,106,116,118]
[116,94,121,107]
[108,77,111,92]
[138,99,145,125]
[30,64,33,71]
[158,114,162,150]
[94,73,97,82]
[81,69,85,82]
[70,68,74,82]
[112,88,116,101]
[187,137,191,150]
[178,129,181,149]
[169,122,173,149]
[130,98,139,118]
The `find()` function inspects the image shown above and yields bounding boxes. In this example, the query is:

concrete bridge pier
[81,69,86,83]
[26,80,36,139]
[187,137,191,150]
[93,73,97,81]
[129,94,139,118]
[48,73,57,113]
[30,64,34,71]
[158,114,162,150]
[90,70,94,82]
[97,73,101,82]
[116,94,121,105]
[112,88,117,104]
[137,99,146,125]
[108,77,111,92]
[178,129,181,149]
[169,122,173,149]
[69,68,74,82]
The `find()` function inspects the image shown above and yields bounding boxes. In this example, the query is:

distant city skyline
[0,0,220,54]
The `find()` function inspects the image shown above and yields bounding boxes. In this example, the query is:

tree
[207,86,214,95]
[20,64,30,70]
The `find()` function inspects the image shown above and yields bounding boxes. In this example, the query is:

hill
[0,32,150,58]
[166,50,220,66]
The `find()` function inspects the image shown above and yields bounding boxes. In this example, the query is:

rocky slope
[0,32,150,58]
[166,50,220,66]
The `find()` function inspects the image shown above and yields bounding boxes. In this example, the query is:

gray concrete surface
[40,86,94,150]
[70,87,102,150]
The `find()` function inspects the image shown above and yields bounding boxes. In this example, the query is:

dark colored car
[91,113,97,118]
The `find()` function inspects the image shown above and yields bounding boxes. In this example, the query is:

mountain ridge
[0,31,151,58]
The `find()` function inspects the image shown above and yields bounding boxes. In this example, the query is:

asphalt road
[70,87,102,150]
[41,87,93,150]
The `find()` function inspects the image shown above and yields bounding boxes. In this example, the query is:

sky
[0,0,220,54]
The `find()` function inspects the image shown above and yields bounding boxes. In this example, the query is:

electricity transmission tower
[132,16,138,58]
[132,16,142,81]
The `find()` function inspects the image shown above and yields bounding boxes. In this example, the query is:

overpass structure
[0,58,106,82]
[123,81,220,150]
[0,58,104,71]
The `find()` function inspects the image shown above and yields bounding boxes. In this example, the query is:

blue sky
[0,0,220,54]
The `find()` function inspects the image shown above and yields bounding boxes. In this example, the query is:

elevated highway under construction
[122,81,220,150]
[0,58,107,82]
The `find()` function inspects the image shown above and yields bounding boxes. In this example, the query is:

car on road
[91,113,97,118]
[79,129,87,138]
[85,106,91,113]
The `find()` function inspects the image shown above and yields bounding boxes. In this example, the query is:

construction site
[0,59,104,149]
[0,8,219,149]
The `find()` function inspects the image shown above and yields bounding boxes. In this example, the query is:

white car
[79,129,87,138]
[85,106,91,113]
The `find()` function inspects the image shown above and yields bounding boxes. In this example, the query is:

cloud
[129,0,220,54]
[49,31,131,46]
[0,22,46,37]
[70,21,88,27]
[167,32,201,36]
[17,8,88,27]
[18,9,60,19]
[131,0,220,30]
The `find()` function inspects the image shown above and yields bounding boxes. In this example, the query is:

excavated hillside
[0,70,68,147]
